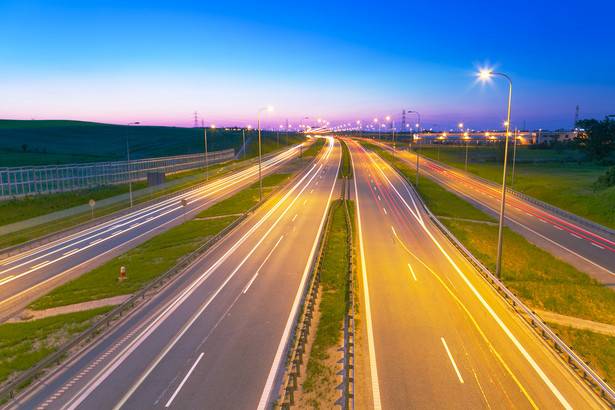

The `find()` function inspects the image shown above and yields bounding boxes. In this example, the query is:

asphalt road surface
[347,138,605,409]
[10,137,341,409]
[391,144,615,287]
[0,146,304,322]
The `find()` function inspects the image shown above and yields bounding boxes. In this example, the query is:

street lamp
[480,70,512,279]
[258,106,273,201]
[408,110,421,186]
[126,121,140,207]
[204,125,209,181]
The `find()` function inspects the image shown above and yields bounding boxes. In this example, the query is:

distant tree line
[573,116,615,162]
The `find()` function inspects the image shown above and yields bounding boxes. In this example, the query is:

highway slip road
[0,146,303,322]
[10,137,341,409]
[347,138,605,409]
[392,145,615,287]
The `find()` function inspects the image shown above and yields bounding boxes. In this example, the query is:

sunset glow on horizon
[1,0,614,131]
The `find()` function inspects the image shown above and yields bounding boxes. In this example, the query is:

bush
[595,166,615,188]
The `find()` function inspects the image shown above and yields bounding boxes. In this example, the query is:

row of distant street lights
[124,69,512,278]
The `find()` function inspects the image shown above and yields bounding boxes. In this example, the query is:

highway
[347,139,605,409]
[390,144,615,287]
[9,137,341,409]
[0,145,305,322]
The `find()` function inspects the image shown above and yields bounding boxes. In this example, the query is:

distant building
[536,130,578,145]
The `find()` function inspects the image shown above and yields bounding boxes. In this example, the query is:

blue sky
[1,0,614,130]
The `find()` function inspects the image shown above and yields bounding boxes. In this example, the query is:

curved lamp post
[258,106,273,201]
[408,111,421,186]
[480,70,512,279]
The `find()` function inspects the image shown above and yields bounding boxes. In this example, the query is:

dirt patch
[7,295,130,323]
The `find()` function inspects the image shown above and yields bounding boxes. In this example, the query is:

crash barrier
[0,147,315,403]
[0,157,256,257]
[388,155,615,407]
[0,149,234,199]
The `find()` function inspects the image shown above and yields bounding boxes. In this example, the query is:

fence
[0,149,234,199]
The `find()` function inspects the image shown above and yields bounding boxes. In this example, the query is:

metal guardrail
[383,151,615,407]
[0,154,272,258]
[418,153,615,241]
[341,177,355,410]
[0,149,314,403]
[0,149,235,199]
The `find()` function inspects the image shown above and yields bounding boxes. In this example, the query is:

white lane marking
[165,352,204,408]
[554,226,564,230]
[243,272,259,294]
[0,149,297,275]
[381,146,573,409]
[377,195,381,200]
[540,219,548,223]
[352,152,382,409]
[407,263,417,281]
[245,235,285,294]
[292,214,298,222]
[0,275,14,285]
[62,249,80,257]
[30,260,50,270]
[310,189,313,193]
[383,208,387,215]
[90,238,105,245]
[303,199,307,205]
[571,233,582,239]
[66,156,325,410]
[592,243,605,250]
[441,338,464,383]
[258,137,339,409]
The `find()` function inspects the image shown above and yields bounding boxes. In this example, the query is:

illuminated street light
[408,110,421,186]
[258,106,273,201]
[126,122,140,207]
[479,70,512,279]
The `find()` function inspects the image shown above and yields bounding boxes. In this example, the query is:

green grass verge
[549,324,615,386]
[28,170,293,310]
[338,139,353,178]
[362,141,494,222]
[28,217,236,310]
[303,200,352,404]
[301,138,326,159]
[366,140,615,384]
[0,306,113,384]
[415,145,615,230]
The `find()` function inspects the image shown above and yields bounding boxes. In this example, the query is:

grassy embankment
[300,140,354,407]
[0,171,300,388]
[364,141,615,384]
[27,173,292,311]
[0,307,113,392]
[415,144,615,230]
[1,122,306,248]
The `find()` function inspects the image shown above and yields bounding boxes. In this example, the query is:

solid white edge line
[353,143,382,409]
[441,338,464,383]
[257,137,339,409]
[164,352,204,407]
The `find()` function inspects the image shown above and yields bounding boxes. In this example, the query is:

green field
[413,144,615,229]
[0,119,303,167]
[0,307,113,385]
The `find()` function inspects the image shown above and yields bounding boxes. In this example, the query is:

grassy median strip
[28,173,291,311]
[415,145,615,230]
[0,306,113,386]
[364,141,615,383]
[300,200,354,407]
[338,139,353,178]
[302,138,326,159]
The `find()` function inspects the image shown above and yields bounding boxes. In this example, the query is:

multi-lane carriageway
[4,135,611,408]
[389,142,615,287]
[9,137,341,409]
[0,144,304,322]
[346,138,605,408]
